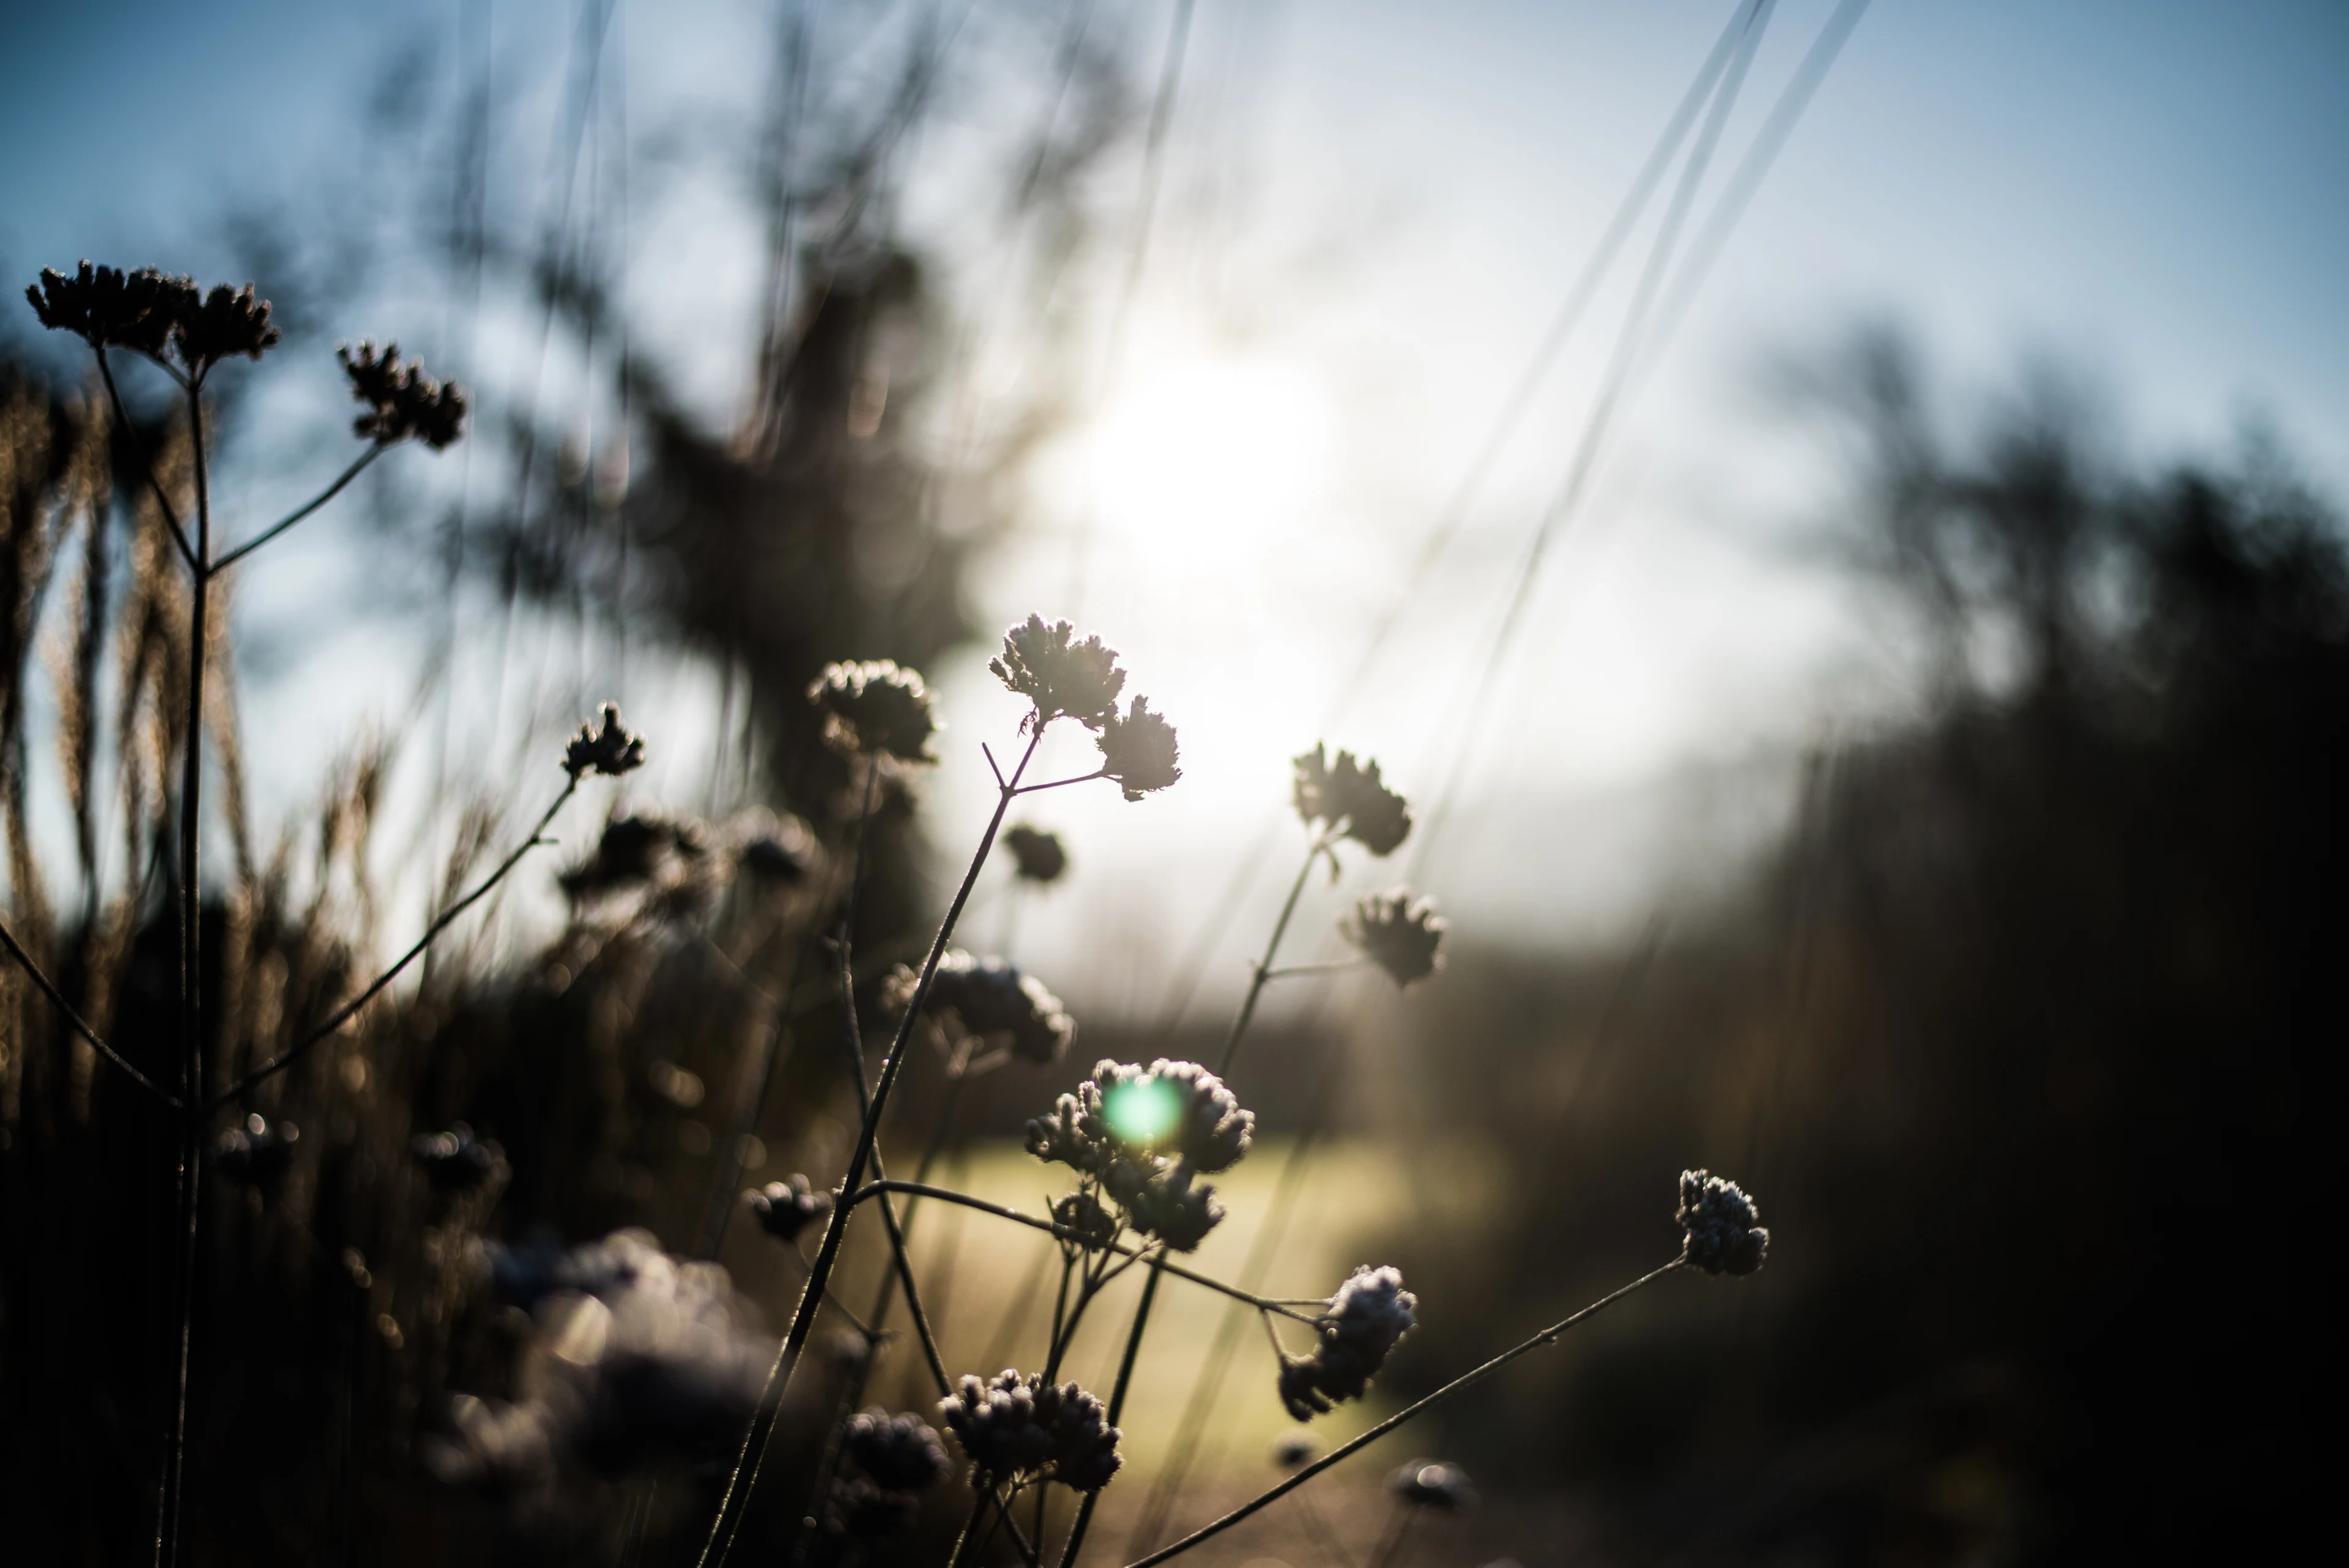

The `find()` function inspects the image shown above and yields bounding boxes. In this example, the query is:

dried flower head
[1677,1170,1768,1276]
[563,704,645,778]
[1293,744,1412,856]
[558,813,701,899]
[809,660,939,763]
[747,1175,831,1243]
[1342,890,1446,987]
[989,615,1126,731]
[213,1113,299,1187]
[1004,824,1069,884]
[1050,1192,1118,1250]
[412,1124,502,1192]
[24,261,192,355]
[738,833,812,886]
[1026,1059,1253,1250]
[340,340,467,448]
[1277,1265,1418,1421]
[1385,1459,1476,1512]
[826,1408,948,1537]
[1097,696,1181,800]
[888,951,1076,1067]
[173,282,280,369]
[939,1370,1123,1493]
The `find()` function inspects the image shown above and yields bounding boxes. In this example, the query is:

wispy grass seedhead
[989,614,1126,732]
[1343,889,1447,987]
[339,341,467,448]
[1677,1169,1769,1276]
[1004,823,1069,883]
[940,1370,1123,1493]
[562,704,645,778]
[1278,1265,1419,1421]
[808,658,940,763]
[1097,696,1182,799]
[1293,743,1412,856]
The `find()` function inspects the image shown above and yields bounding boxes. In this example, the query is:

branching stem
[211,442,387,571]
[1219,833,1331,1076]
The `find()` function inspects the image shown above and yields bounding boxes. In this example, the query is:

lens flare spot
[1102,1076,1182,1148]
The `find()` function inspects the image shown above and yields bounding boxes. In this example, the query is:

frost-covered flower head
[1386,1458,1476,1512]
[809,659,939,764]
[1025,1059,1253,1250]
[1004,824,1069,884]
[1343,890,1445,987]
[939,1370,1123,1493]
[1677,1170,1768,1276]
[887,951,1075,1068]
[989,615,1127,732]
[1096,697,1181,800]
[827,1408,948,1537]
[747,1175,831,1243]
[1293,745,1411,856]
[563,704,645,778]
[1277,1265,1417,1421]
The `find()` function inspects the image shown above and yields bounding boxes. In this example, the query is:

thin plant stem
[697,729,1044,1568]
[0,913,176,1103]
[211,442,387,571]
[948,1491,994,1568]
[1121,1258,1688,1567]
[157,373,213,1568]
[94,347,196,570]
[212,778,580,1107]
[1012,766,1107,795]
[1219,834,1328,1076]
[1055,1257,1163,1567]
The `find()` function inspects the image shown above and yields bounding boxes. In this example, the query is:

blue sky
[4,0,2345,998]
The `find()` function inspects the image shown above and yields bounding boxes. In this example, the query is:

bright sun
[1084,354,1334,566]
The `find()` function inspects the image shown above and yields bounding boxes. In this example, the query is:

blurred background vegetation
[0,2,2335,1564]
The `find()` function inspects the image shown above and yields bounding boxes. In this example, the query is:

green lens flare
[1102,1077,1181,1147]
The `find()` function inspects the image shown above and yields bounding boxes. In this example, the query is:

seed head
[827,1408,947,1536]
[558,813,699,899]
[1342,890,1445,987]
[1107,1164,1225,1252]
[938,1370,1122,1493]
[747,1175,831,1243]
[1277,1265,1417,1421]
[1027,1060,1253,1250]
[1293,744,1411,856]
[1385,1459,1475,1512]
[213,1113,299,1188]
[889,951,1076,1067]
[1677,1169,1768,1275]
[173,282,280,369]
[563,704,645,778]
[1004,824,1069,884]
[1051,1192,1119,1250]
[808,659,938,763]
[24,261,191,355]
[340,340,467,448]
[1097,696,1181,800]
[411,1123,502,1192]
[989,615,1126,731]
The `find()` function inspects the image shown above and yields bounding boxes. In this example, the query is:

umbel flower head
[1025,1059,1253,1251]
[809,659,939,763]
[1386,1458,1476,1513]
[1004,824,1069,884]
[25,262,190,355]
[939,1370,1122,1493]
[1097,696,1181,800]
[827,1409,948,1538]
[747,1175,831,1243]
[887,951,1076,1068]
[1293,744,1411,856]
[340,341,468,448]
[1677,1169,1769,1276]
[1343,890,1446,987]
[989,614,1126,731]
[563,704,645,778]
[1277,1265,1418,1421]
